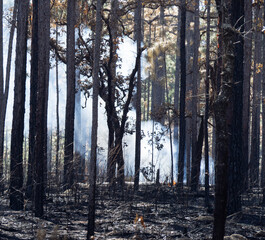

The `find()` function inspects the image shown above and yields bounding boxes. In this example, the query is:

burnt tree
[177,0,186,190]
[33,0,50,217]
[64,0,76,189]
[10,0,29,210]
[26,0,38,199]
[227,0,244,215]
[87,0,102,237]
[134,0,142,192]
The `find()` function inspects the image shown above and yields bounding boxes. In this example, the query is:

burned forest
[0,0,265,239]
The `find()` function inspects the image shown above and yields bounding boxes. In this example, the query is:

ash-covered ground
[0,184,265,240]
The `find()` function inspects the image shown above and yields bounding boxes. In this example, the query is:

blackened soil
[0,184,265,239]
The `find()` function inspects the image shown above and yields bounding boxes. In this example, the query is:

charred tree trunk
[26,0,38,199]
[134,0,142,192]
[100,5,143,196]
[55,24,60,186]
[115,134,125,193]
[204,0,211,208]
[43,22,50,194]
[190,0,200,192]
[0,0,17,192]
[262,0,265,204]
[242,0,252,193]
[213,0,234,238]
[146,25,152,121]
[9,0,29,210]
[33,0,50,217]
[174,6,181,147]
[87,0,102,238]
[177,0,186,190]
[0,0,3,191]
[227,0,244,215]
[185,11,193,187]
[107,0,119,186]
[190,116,204,193]
[64,0,76,190]
[250,2,262,188]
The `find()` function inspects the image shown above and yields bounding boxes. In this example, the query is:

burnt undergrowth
[0,184,265,239]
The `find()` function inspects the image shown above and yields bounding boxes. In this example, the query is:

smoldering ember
[0,0,265,240]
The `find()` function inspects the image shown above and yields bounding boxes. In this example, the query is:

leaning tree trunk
[9,0,29,210]
[0,0,3,191]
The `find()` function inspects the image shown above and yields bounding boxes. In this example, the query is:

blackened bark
[147,73,151,121]
[227,0,244,215]
[242,0,252,193]
[197,117,204,175]
[10,0,29,210]
[216,1,222,94]
[134,0,142,192]
[26,0,38,199]
[262,0,265,203]
[174,7,181,145]
[106,0,118,188]
[64,0,76,189]
[250,3,262,188]
[177,0,186,190]
[185,11,193,187]
[115,135,125,192]
[190,0,200,192]
[87,0,102,236]
[0,0,17,192]
[107,0,118,186]
[43,18,50,194]
[166,81,174,185]
[190,116,204,193]
[146,25,152,121]
[0,0,3,191]
[204,0,211,208]
[213,0,234,239]
[100,3,144,195]
[34,0,50,217]
[55,24,60,186]
[113,50,143,193]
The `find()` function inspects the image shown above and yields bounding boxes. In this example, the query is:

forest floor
[0,183,265,240]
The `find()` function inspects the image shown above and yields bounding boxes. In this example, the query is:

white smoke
[2,3,214,185]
